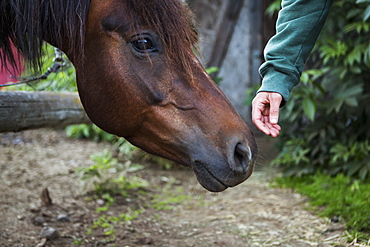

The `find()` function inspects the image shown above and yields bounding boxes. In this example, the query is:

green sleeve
[258,0,333,103]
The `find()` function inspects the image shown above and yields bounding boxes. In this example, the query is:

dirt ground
[0,129,351,247]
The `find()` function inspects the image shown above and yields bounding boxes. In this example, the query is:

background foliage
[268,0,370,180]
[6,44,77,92]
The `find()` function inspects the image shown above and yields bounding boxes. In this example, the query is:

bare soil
[0,129,349,247]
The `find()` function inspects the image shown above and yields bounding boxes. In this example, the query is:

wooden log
[0,91,91,133]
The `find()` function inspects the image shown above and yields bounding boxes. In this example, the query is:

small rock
[96,199,105,206]
[30,206,40,213]
[331,215,340,223]
[33,216,46,226]
[127,227,136,233]
[17,215,25,221]
[57,214,70,222]
[12,137,24,145]
[40,226,60,240]
[73,223,83,228]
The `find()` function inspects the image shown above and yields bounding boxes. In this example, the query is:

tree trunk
[0,91,91,133]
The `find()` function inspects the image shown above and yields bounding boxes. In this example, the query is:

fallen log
[0,91,91,133]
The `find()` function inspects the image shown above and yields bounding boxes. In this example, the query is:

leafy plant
[65,124,118,143]
[267,0,370,180]
[151,187,191,210]
[91,209,143,233]
[80,149,146,242]
[265,0,282,17]
[6,43,77,92]
[205,66,222,85]
[77,150,147,198]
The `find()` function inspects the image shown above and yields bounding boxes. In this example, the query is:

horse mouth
[192,161,228,192]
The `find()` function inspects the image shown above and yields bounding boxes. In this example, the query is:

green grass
[273,173,370,242]
[151,187,191,210]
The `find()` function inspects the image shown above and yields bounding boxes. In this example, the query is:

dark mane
[0,0,198,78]
[0,0,90,72]
[124,0,199,80]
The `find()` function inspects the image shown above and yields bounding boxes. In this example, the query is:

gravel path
[0,129,349,246]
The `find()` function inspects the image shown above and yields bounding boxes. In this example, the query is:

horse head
[1,0,258,192]
[67,0,257,192]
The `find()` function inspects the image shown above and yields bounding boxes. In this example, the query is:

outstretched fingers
[252,92,283,137]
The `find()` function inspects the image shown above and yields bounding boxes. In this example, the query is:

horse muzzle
[191,141,256,192]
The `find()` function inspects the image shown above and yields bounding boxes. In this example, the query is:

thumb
[269,93,282,124]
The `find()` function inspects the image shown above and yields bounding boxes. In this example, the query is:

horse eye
[132,38,156,52]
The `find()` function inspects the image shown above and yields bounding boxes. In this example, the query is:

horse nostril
[236,143,252,159]
[234,143,252,172]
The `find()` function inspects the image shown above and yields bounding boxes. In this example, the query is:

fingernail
[271,117,278,124]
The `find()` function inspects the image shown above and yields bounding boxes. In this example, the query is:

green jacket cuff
[257,66,300,103]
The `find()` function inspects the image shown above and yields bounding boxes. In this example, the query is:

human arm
[252,0,333,136]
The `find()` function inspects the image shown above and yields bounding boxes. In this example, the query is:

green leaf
[303,97,316,122]
[345,97,359,107]
[363,43,370,66]
[345,21,370,34]
[265,0,281,17]
[335,100,344,114]
[347,9,363,20]
[363,5,370,21]
[350,66,363,74]
[300,72,309,84]
[359,166,368,180]
[83,126,90,138]
[347,162,362,177]
[205,66,219,74]
[346,47,363,66]
[337,85,363,98]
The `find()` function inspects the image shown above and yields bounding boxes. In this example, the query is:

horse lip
[193,161,228,192]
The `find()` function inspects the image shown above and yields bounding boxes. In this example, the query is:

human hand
[252,92,282,137]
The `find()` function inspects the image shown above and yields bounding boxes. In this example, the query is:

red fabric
[0,45,24,86]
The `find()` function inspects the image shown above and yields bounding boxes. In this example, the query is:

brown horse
[0,0,257,192]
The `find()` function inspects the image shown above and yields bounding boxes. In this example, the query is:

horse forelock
[0,0,91,72]
[123,0,199,81]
